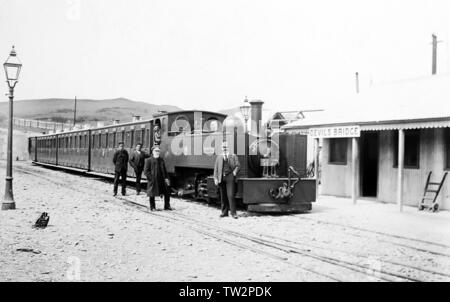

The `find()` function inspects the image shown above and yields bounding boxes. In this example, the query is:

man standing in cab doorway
[129,143,149,195]
[144,146,172,211]
[213,141,241,219]
[113,141,129,196]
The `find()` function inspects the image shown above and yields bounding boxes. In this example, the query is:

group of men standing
[112,141,240,218]
[112,142,172,211]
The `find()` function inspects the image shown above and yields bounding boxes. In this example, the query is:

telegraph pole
[431,34,442,75]
[73,96,77,127]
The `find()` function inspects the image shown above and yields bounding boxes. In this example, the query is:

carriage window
[98,133,103,149]
[105,133,109,148]
[393,130,420,169]
[125,131,132,147]
[204,118,220,132]
[329,138,348,165]
[135,129,142,146]
[173,116,190,134]
[109,132,115,148]
[130,130,134,148]
[142,128,146,146]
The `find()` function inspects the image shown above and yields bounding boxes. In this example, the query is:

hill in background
[0,98,181,125]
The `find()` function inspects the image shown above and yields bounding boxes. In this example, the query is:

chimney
[250,100,264,137]
[113,120,120,125]
[355,72,360,93]
[132,115,141,122]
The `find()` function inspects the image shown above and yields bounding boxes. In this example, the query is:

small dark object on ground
[16,248,41,254]
[33,212,50,229]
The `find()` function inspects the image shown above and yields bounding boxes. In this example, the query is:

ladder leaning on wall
[419,171,448,212]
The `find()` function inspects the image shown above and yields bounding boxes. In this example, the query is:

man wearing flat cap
[113,141,129,196]
[213,141,241,219]
[144,146,172,211]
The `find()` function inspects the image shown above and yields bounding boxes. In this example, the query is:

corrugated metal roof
[283,74,450,131]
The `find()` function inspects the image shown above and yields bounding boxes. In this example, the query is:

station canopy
[283,74,450,132]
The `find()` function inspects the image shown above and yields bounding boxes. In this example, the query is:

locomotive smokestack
[132,115,141,122]
[113,120,120,125]
[250,100,264,137]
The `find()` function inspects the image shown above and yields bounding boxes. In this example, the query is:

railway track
[7,162,450,282]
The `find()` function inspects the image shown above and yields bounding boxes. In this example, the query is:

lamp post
[239,96,251,162]
[2,46,22,210]
[239,96,251,133]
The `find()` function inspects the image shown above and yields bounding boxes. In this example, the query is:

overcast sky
[0,0,449,112]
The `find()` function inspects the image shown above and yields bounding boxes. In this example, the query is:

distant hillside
[0,98,182,124]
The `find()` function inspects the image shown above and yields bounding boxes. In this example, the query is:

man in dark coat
[143,146,172,211]
[213,142,241,219]
[129,143,149,195]
[113,142,129,196]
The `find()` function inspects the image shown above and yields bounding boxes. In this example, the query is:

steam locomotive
[28,101,316,213]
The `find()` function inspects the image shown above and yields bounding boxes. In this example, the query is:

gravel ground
[0,160,449,282]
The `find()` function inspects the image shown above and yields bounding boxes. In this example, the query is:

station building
[283,75,450,211]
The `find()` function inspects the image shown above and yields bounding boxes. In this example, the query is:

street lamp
[2,46,22,210]
[239,96,251,133]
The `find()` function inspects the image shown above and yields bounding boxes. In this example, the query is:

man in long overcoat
[129,143,149,195]
[113,141,129,196]
[143,146,172,211]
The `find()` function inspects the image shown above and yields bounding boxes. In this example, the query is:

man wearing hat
[129,143,150,195]
[143,146,172,211]
[213,141,241,219]
[113,141,129,196]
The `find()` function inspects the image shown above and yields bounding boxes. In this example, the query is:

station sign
[309,125,360,138]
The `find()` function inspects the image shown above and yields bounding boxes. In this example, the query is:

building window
[393,130,420,169]
[329,138,348,165]
[445,128,450,170]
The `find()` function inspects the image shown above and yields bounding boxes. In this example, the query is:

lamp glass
[240,103,251,120]
[3,47,22,82]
